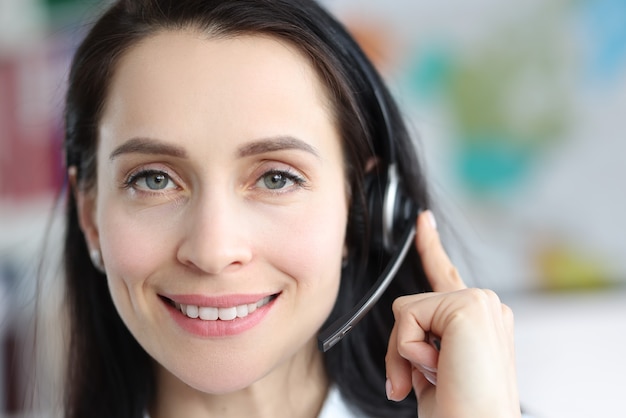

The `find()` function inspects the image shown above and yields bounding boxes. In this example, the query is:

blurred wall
[323,0,626,292]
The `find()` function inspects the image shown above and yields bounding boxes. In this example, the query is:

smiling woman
[60,1,522,418]
[81,33,348,399]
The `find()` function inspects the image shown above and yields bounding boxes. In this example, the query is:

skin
[77,32,345,417]
[74,30,520,418]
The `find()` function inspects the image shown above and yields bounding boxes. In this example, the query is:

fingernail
[425,210,437,230]
[423,371,438,386]
[416,364,438,386]
[417,364,438,374]
[385,378,395,401]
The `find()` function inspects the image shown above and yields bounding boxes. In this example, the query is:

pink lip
[160,293,278,338]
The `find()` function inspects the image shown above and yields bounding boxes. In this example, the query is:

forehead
[101,30,334,127]
[97,30,345,171]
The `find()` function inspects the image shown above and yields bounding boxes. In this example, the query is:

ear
[68,166,100,253]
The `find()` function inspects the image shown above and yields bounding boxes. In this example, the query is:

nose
[176,192,253,275]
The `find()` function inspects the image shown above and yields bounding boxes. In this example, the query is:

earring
[90,249,106,273]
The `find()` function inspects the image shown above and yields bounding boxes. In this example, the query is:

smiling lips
[162,293,279,337]
[174,295,275,321]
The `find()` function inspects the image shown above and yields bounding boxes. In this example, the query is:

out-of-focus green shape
[42,0,103,26]
[43,0,78,6]
[446,19,571,194]
[456,137,532,195]
[538,244,613,290]
[406,1,575,197]
[405,45,453,102]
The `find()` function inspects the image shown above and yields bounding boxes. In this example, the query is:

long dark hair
[63,1,431,417]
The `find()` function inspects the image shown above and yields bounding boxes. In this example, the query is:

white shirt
[143,387,355,418]
[318,386,358,417]
[145,387,532,417]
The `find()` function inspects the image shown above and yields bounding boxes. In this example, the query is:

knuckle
[462,288,512,322]
[396,338,414,359]
[391,295,411,315]
[481,288,500,301]
[460,288,500,314]
[464,288,490,305]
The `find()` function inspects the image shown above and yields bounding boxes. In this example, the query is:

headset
[317,44,420,352]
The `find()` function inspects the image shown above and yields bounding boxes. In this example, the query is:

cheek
[97,199,178,307]
[265,191,348,296]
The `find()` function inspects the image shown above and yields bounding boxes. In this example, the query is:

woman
[63,0,520,417]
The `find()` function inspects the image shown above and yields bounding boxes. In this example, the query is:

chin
[159,350,280,395]
[184,372,262,395]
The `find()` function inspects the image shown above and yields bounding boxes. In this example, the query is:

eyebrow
[109,135,320,161]
[237,136,320,159]
[109,137,187,160]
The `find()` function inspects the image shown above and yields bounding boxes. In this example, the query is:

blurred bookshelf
[0,0,100,413]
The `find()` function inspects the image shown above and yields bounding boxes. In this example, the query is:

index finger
[416,210,466,292]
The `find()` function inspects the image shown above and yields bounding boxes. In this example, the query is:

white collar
[318,385,358,418]
[144,385,356,418]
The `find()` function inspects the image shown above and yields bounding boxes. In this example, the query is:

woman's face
[79,31,348,393]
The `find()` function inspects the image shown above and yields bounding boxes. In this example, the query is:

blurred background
[1,0,625,416]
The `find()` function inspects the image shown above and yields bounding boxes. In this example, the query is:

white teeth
[257,296,270,307]
[178,296,273,321]
[185,305,199,319]
[198,306,218,320]
[236,304,249,318]
[218,306,237,320]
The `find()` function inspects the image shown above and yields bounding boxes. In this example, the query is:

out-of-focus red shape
[344,18,399,75]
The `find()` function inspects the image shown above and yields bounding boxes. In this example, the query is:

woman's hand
[385,211,521,418]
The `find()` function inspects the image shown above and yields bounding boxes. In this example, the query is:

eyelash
[255,168,307,192]
[122,167,307,195]
[123,169,178,194]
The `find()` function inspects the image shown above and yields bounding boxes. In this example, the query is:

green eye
[257,170,305,191]
[126,170,176,192]
[145,172,169,190]
[263,172,290,189]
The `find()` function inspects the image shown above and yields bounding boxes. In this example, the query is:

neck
[151,339,329,418]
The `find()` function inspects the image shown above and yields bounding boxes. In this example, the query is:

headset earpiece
[364,170,384,252]
[366,163,418,254]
